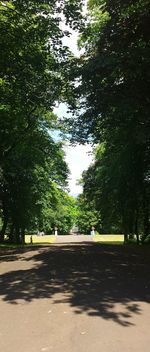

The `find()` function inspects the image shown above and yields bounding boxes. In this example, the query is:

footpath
[55,234,94,243]
[0,242,150,352]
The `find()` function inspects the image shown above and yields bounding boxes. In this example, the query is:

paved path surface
[0,243,150,352]
[55,235,93,243]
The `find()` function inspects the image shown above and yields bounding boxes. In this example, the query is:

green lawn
[25,235,56,244]
[93,234,124,243]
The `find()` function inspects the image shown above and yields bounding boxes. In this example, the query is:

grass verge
[25,235,56,244]
[93,234,124,244]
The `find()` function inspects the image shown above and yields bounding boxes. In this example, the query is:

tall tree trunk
[122,216,128,243]
[13,225,20,244]
[143,206,149,239]
[21,228,25,245]
[124,233,128,243]
[142,188,149,243]
[0,216,8,242]
[135,209,139,245]
[9,224,15,243]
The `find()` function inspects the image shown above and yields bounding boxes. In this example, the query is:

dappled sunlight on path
[0,244,150,327]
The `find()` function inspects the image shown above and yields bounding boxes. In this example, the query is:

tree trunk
[124,233,128,243]
[135,209,139,245]
[13,226,20,244]
[143,206,149,240]
[9,224,15,243]
[21,228,25,245]
[0,217,8,242]
[142,189,149,243]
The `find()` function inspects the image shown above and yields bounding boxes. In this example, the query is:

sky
[64,143,93,197]
[53,4,93,197]
[53,104,93,197]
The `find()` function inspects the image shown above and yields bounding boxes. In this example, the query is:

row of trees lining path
[0,0,150,244]
[66,0,150,244]
[0,0,82,243]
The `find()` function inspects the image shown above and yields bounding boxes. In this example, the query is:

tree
[81,143,144,241]
[76,193,100,234]
[0,0,84,242]
[37,186,77,235]
[0,123,69,242]
[0,0,84,160]
[66,0,150,242]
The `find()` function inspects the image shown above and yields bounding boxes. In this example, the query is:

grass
[0,243,22,248]
[0,235,56,250]
[25,235,56,244]
[93,234,124,244]
[0,233,124,247]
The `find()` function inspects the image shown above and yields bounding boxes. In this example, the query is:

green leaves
[38,186,77,235]
[76,193,100,234]
[0,0,84,242]
[67,0,150,239]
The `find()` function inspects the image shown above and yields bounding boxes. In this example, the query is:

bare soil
[0,239,150,352]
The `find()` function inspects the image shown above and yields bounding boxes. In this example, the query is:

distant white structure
[54,227,58,236]
[91,227,95,236]
[70,225,79,235]
[37,231,44,236]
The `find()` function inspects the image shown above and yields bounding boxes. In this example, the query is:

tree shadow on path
[0,243,150,326]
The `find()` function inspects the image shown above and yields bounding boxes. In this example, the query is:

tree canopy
[66,0,150,242]
[0,0,84,243]
[0,0,150,243]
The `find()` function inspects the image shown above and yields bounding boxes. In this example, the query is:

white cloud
[59,1,88,58]
[62,30,79,57]
[64,143,93,196]
[53,104,93,196]
[53,3,91,197]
